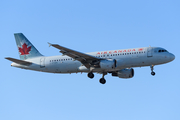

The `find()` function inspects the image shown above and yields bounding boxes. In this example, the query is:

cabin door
[147,47,153,57]
[40,58,45,68]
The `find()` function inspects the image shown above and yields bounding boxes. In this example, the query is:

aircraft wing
[49,43,101,68]
[5,57,32,66]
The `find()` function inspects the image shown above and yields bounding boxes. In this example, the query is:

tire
[151,72,155,76]
[88,72,94,78]
[99,78,106,84]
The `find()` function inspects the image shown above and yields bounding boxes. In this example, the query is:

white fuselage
[11,47,175,73]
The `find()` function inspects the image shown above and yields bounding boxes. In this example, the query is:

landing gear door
[40,58,45,68]
[147,47,153,57]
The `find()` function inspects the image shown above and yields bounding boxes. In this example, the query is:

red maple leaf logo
[18,43,31,55]
[138,48,144,51]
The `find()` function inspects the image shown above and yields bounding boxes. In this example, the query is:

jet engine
[112,68,134,78]
[100,59,116,69]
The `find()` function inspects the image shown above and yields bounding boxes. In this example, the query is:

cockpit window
[158,49,168,53]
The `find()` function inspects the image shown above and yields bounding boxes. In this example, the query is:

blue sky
[1,0,180,120]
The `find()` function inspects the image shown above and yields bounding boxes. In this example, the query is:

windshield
[158,49,168,53]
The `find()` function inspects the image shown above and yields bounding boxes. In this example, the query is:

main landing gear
[150,65,155,76]
[87,72,107,84]
[87,72,94,79]
[99,78,106,84]
[99,73,107,84]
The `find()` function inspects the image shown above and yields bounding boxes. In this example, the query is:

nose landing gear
[151,72,155,76]
[150,65,155,76]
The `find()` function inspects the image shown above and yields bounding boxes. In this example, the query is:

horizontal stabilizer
[5,57,32,66]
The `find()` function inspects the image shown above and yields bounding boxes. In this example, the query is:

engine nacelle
[112,68,134,78]
[100,59,116,69]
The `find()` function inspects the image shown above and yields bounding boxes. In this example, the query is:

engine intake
[112,68,134,78]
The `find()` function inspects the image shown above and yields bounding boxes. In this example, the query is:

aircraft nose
[170,53,175,61]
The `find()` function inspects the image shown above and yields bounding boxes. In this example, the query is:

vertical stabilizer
[14,33,43,60]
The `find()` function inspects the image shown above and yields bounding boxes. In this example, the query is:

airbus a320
[5,33,175,84]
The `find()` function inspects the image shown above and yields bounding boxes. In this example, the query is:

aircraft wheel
[99,78,106,84]
[151,72,155,76]
[88,72,94,79]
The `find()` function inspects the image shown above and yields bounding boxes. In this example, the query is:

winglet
[48,42,52,47]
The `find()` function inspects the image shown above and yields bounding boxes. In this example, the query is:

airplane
[5,33,175,84]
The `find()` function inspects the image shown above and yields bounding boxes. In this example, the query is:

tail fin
[14,33,43,60]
